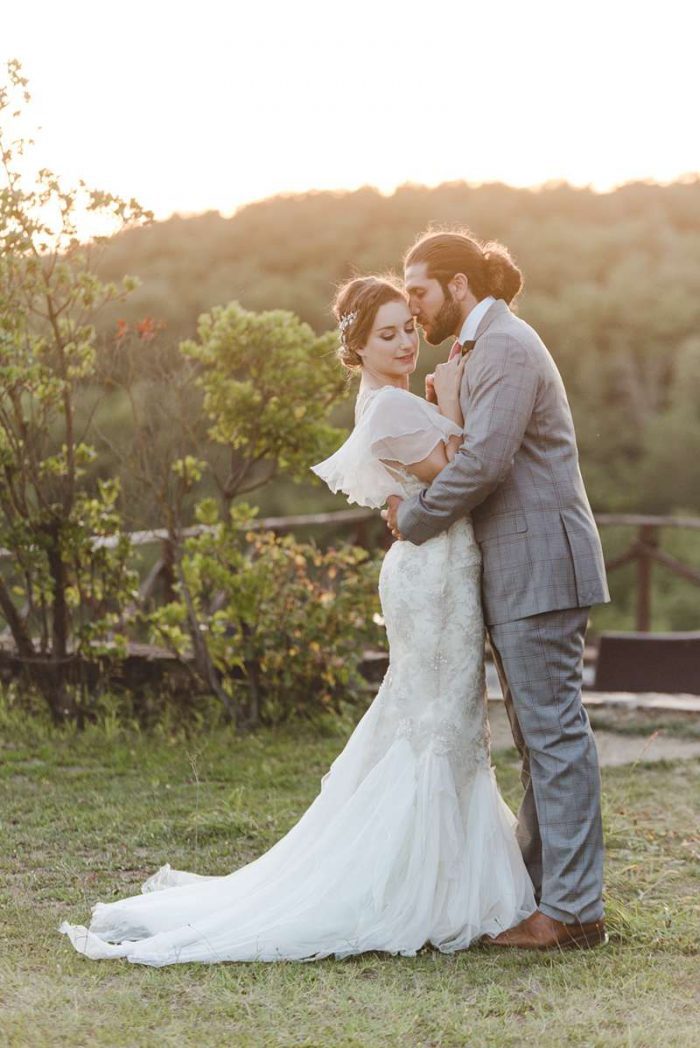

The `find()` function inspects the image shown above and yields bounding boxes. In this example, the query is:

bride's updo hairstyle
[333,275,406,371]
[405,230,523,305]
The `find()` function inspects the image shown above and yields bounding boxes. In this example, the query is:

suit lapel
[463,299,510,397]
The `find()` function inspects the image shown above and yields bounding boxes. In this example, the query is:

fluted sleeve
[311,387,462,509]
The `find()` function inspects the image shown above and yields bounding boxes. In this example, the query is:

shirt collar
[459,295,496,344]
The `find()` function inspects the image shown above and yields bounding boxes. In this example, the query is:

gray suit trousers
[488,607,604,925]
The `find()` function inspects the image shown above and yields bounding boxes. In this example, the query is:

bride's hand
[433,355,465,407]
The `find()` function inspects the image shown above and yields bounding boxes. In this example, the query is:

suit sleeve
[397,334,539,544]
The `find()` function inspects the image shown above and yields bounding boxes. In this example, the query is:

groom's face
[404,262,461,346]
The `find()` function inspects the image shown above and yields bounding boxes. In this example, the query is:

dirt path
[487,701,700,766]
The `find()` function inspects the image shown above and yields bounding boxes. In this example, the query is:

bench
[594,631,700,695]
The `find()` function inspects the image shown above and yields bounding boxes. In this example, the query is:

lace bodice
[374,515,489,776]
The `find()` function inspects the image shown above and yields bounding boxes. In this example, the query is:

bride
[60,276,535,965]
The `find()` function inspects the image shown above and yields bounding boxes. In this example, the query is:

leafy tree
[180,302,349,498]
[0,60,150,720]
[640,337,700,512]
[95,177,700,523]
[133,302,352,724]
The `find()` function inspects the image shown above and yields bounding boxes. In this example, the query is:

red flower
[137,316,165,342]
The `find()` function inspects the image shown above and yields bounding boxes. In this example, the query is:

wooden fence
[1,511,698,634]
[598,514,700,631]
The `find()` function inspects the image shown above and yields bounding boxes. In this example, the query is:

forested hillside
[96,179,700,518]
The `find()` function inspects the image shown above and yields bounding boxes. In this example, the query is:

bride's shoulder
[356,385,437,421]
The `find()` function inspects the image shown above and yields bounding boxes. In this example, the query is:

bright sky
[3,0,699,221]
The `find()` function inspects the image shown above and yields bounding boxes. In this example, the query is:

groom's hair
[405,230,523,305]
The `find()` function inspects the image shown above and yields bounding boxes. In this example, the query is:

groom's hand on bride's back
[425,373,437,403]
[381,495,404,540]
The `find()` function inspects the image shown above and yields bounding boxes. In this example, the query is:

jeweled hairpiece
[338,310,357,343]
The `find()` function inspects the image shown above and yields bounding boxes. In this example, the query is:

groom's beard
[422,292,461,346]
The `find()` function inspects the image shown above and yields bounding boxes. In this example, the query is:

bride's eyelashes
[380,322,416,343]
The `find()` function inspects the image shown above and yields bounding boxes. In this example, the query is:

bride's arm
[382,433,457,486]
[400,442,453,485]
[432,355,465,466]
[386,358,466,484]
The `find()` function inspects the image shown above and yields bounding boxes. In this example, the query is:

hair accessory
[338,311,357,343]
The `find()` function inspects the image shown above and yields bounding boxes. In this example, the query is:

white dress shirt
[458,295,496,344]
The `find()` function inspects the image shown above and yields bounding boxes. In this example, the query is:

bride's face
[358,299,419,380]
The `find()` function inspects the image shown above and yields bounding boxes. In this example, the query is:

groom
[384,230,610,950]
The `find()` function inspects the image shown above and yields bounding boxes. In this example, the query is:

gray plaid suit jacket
[397,299,610,626]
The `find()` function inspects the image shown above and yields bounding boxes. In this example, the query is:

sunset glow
[4,0,699,221]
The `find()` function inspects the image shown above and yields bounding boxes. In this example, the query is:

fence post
[636,524,658,632]
[162,537,176,603]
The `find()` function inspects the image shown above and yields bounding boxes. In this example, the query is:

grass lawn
[1,718,698,1047]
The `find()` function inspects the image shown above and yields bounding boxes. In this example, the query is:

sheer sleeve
[365,387,462,464]
[310,387,463,509]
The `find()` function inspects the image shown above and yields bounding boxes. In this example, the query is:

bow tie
[449,338,477,361]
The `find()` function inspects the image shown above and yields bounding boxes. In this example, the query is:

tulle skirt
[60,693,535,966]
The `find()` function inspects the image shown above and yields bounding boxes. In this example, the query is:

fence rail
[596,515,700,631]
[1,510,698,634]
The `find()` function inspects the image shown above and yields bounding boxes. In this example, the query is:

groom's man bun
[333,275,405,370]
[405,230,523,305]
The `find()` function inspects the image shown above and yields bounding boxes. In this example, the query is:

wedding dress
[60,385,535,965]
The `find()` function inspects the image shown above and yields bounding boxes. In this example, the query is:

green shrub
[148,503,383,729]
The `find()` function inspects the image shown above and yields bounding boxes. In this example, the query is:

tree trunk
[44,521,75,721]
[0,576,35,657]
[241,624,261,731]
[174,552,236,723]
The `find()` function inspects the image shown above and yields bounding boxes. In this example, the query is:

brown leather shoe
[483,910,608,950]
